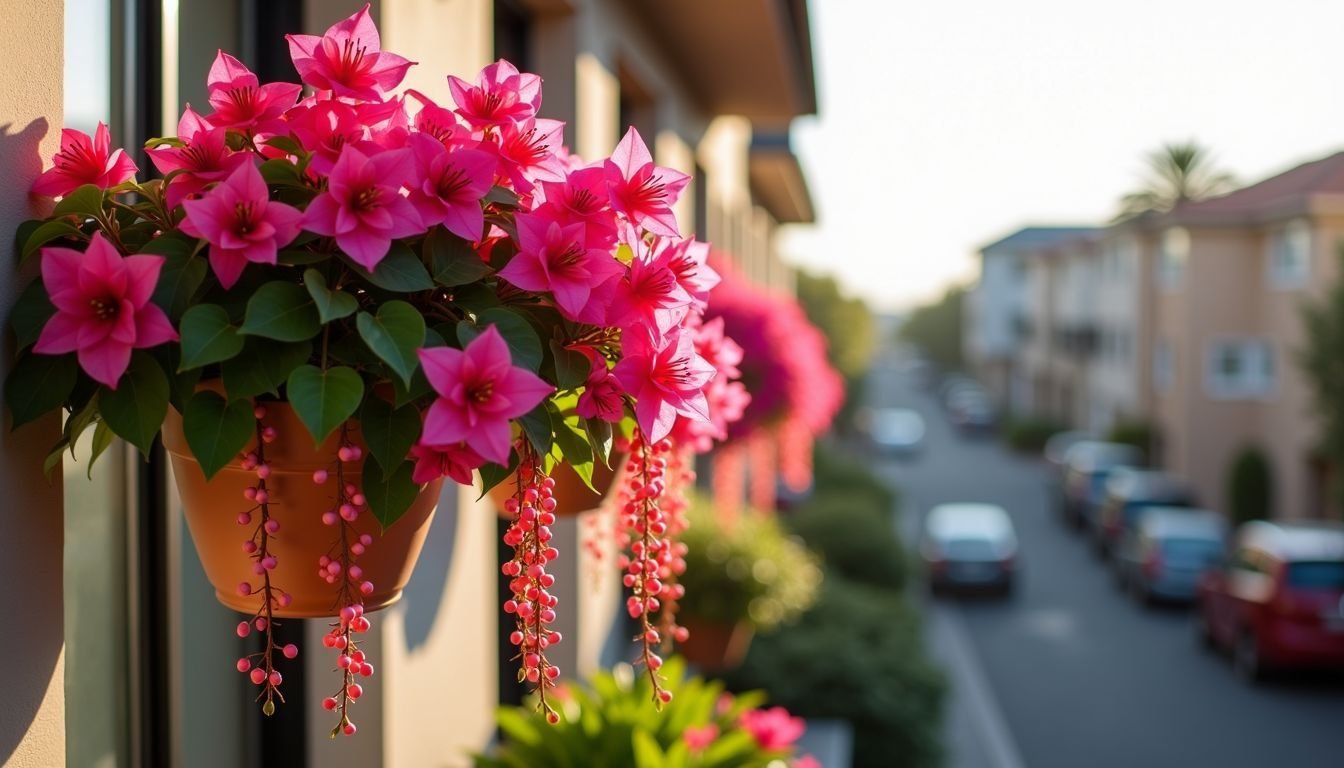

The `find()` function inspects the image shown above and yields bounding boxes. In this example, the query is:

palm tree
[1117,141,1236,219]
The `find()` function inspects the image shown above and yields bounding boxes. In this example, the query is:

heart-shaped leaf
[426,227,493,286]
[99,353,170,454]
[148,240,209,321]
[363,455,422,529]
[286,365,364,445]
[303,268,358,323]
[456,307,542,372]
[9,281,57,349]
[52,184,105,219]
[239,281,320,342]
[358,397,421,471]
[356,301,425,386]
[182,390,255,480]
[178,304,245,370]
[220,338,312,400]
[343,244,434,292]
[5,351,77,430]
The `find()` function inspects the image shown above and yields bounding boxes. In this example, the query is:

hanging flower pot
[486,453,625,518]
[676,619,754,671]
[162,400,442,619]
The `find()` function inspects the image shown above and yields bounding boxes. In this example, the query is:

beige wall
[0,1,67,766]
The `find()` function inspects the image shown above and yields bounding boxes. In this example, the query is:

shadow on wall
[399,483,460,651]
[0,117,64,766]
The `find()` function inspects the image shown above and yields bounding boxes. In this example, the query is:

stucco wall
[0,1,67,766]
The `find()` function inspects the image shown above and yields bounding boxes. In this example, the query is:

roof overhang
[749,132,814,223]
[629,0,816,122]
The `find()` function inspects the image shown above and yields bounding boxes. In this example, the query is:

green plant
[1003,417,1068,454]
[1226,446,1273,525]
[474,657,808,768]
[1106,419,1154,461]
[1300,249,1344,515]
[784,492,906,591]
[679,496,822,631]
[725,578,946,768]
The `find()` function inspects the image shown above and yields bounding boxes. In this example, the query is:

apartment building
[1150,152,1344,521]
[1089,217,1159,432]
[0,1,815,765]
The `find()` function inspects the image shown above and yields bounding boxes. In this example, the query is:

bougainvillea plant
[6,4,743,730]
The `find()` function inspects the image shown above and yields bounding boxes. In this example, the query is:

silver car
[922,503,1018,596]
[869,407,926,457]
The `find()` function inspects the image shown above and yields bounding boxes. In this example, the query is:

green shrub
[1106,419,1155,461]
[784,492,907,591]
[1227,446,1274,525]
[725,578,946,768]
[812,446,898,510]
[1003,418,1067,454]
[680,497,823,631]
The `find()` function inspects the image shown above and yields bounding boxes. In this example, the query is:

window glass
[65,0,112,133]
[1206,339,1275,398]
[1285,561,1344,589]
[1158,227,1189,289]
[1268,219,1311,288]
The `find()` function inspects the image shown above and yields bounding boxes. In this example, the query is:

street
[865,361,1344,768]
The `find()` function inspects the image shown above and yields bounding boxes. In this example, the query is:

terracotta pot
[162,401,443,619]
[676,619,755,671]
[486,452,625,518]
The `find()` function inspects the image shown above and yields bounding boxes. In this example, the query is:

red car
[1196,520,1344,681]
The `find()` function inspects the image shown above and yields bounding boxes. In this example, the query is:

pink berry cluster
[654,445,693,650]
[501,447,563,723]
[315,424,377,737]
[234,405,295,715]
[615,431,678,706]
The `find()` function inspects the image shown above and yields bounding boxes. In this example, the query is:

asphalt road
[864,360,1344,768]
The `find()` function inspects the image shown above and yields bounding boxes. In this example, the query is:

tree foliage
[898,285,965,371]
[1299,251,1344,515]
[1118,140,1236,219]
[1226,446,1273,525]
[794,269,875,379]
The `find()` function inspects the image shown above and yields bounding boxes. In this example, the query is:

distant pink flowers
[33,233,177,388]
[32,123,138,198]
[418,326,553,464]
[181,162,303,288]
[739,706,806,751]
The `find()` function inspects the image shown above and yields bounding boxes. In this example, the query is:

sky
[779,0,1344,313]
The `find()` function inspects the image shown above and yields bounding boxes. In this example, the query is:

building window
[1158,227,1189,290]
[1267,218,1311,288]
[1153,340,1173,392]
[1205,339,1275,399]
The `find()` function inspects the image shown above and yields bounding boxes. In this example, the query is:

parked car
[1094,468,1197,557]
[1059,441,1143,529]
[868,407,926,458]
[922,503,1018,596]
[1115,508,1226,604]
[1044,430,1092,475]
[1196,520,1344,681]
[947,390,995,435]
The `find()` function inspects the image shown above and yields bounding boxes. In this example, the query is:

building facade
[0,1,815,765]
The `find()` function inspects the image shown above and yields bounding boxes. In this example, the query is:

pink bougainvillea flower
[33,232,177,388]
[497,213,625,321]
[576,354,623,423]
[148,106,251,208]
[204,51,301,134]
[406,89,468,146]
[406,133,495,241]
[535,166,618,249]
[738,707,806,751]
[608,244,694,336]
[792,756,822,768]
[612,325,715,444]
[418,326,554,464]
[409,440,486,485]
[491,118,567,194]
[286,4,414,100]
[652,237,719,309]
[603,127,689,237]
[303,145,423,270]
[180,161,303,288]
[288,100,372,176]
[682,723,719,753]
[446,59,542,129]
[32,122,138,198]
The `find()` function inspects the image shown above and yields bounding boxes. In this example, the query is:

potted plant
[675,495,822,670]
[7,4,742,732]
[474,656,821,768]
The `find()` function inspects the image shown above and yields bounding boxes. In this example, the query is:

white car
[922,503,1018,596]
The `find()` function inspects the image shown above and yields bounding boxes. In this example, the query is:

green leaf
[631,731,666,768]
[550,340,590,390]
[259,158,303,187]
[483,185,521,208]
[362,456,420,529]
[9,280,56,349]
[278,249,328,266]
[457,308,543,372]
[261,135,304,156]
[426,227,493,286]
[286,365,364,444]
[178,304,245,370]
[20,218,84,263]
[303,268,358,323]
[52,184,105,219]
[239,281,320,342]
[356,301,425,386]
[344,244,434,292]
[584,417,614,468]
[5,352,77,430]
[99,354,169,454]
[219,339,311,400]
[86,420,116,479]
[182,390,255,480]
[145,234,207,320]
[518,403,553,456]
[358,397,421,472]
[552,412,595,489]
[478,450,520,500]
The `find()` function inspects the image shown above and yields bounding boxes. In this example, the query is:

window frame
[1204,338,1276,400]
[1266,218,1312,289]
